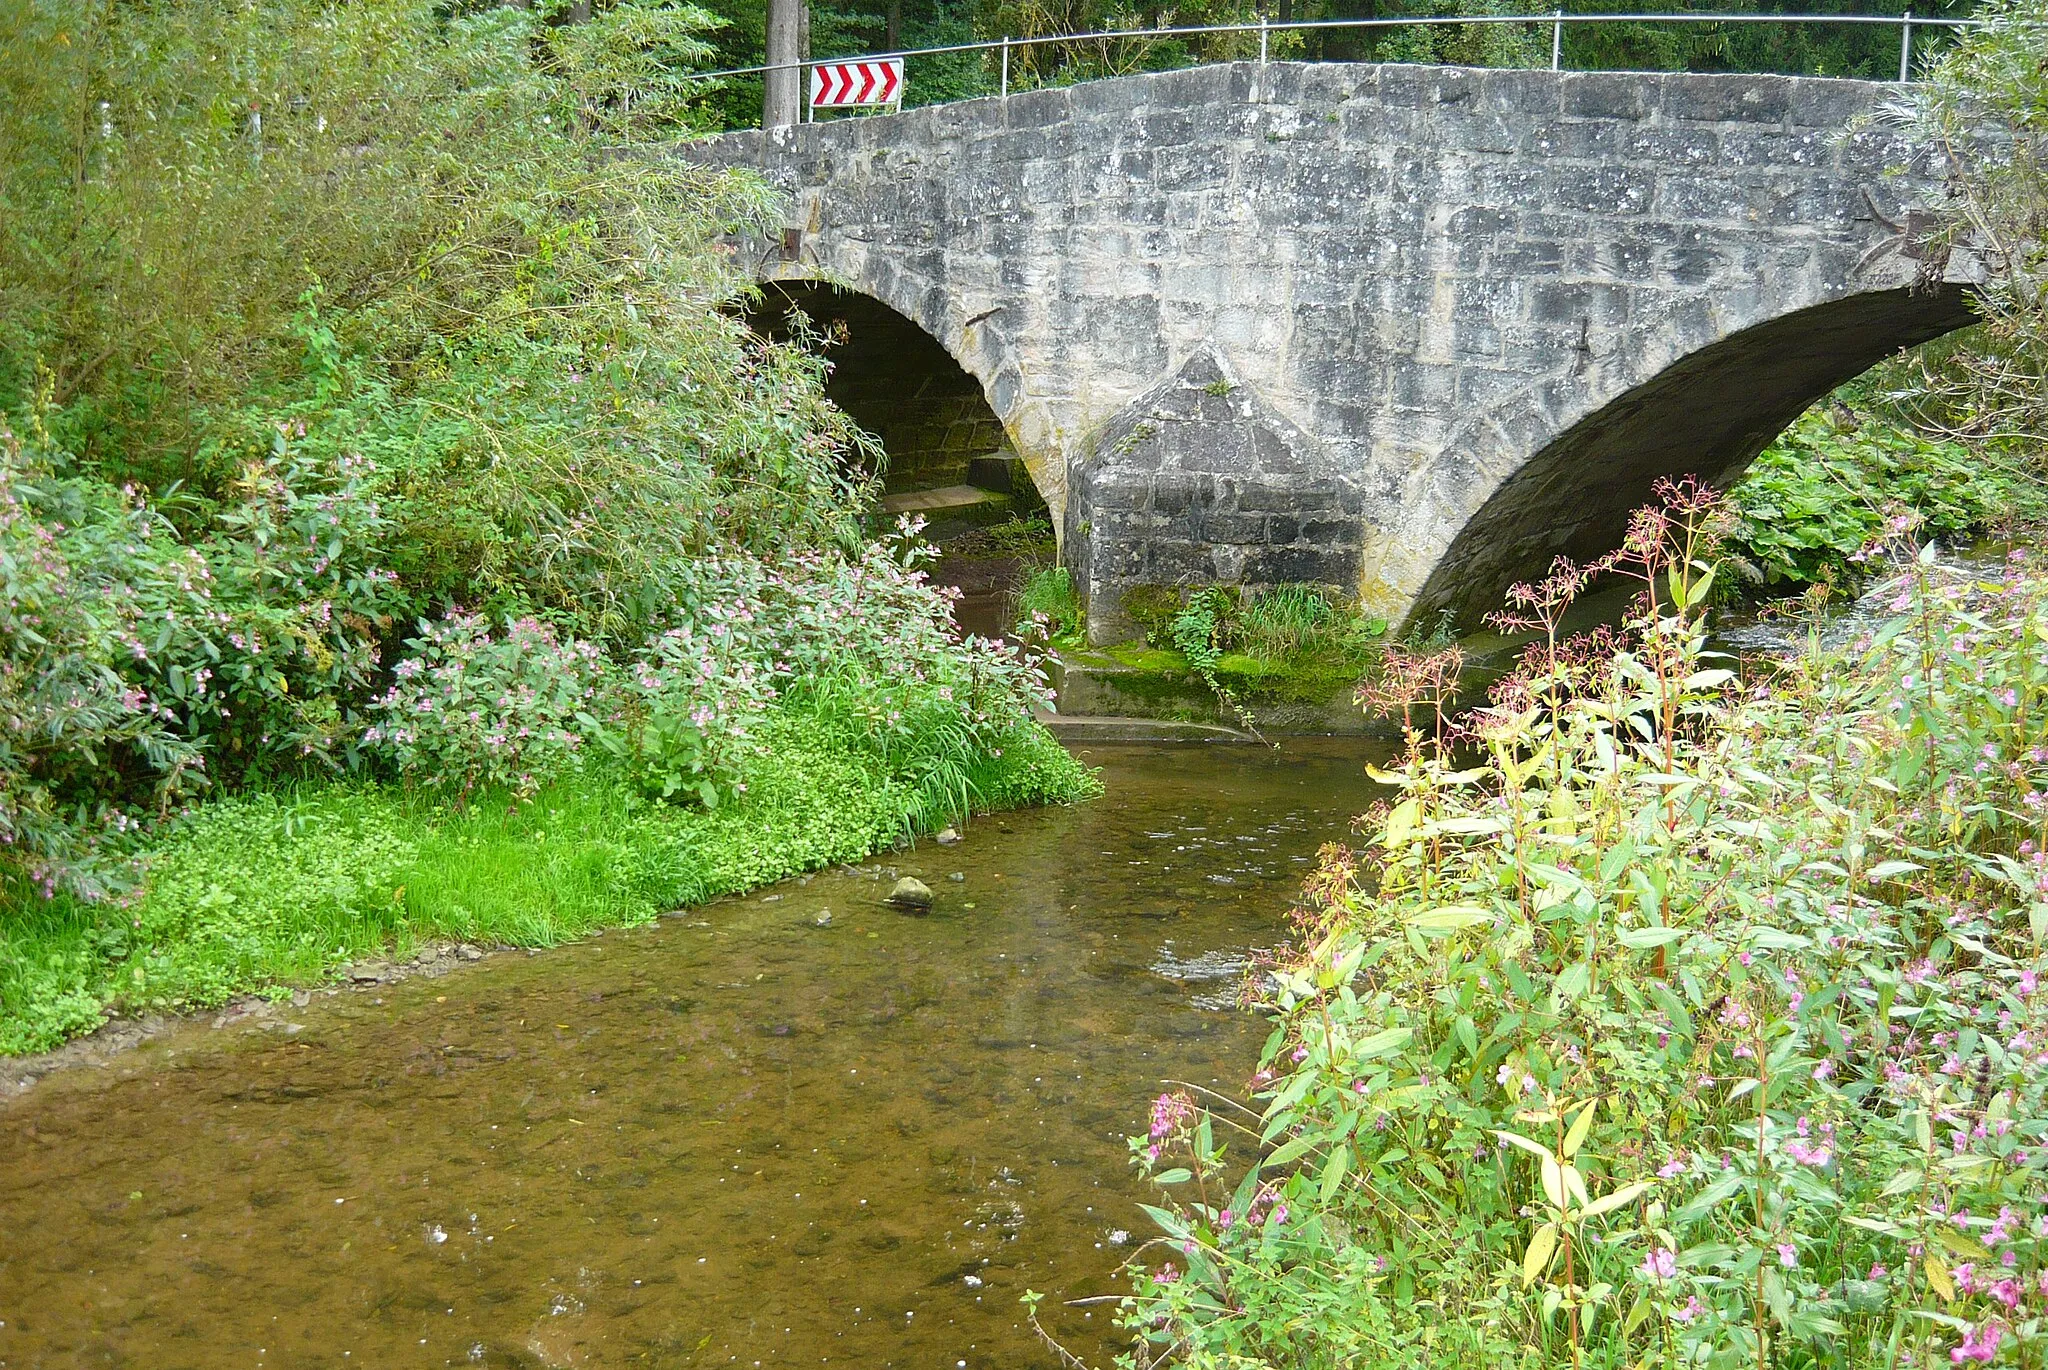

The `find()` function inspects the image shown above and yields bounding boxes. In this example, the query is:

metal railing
[685,9,1983,119]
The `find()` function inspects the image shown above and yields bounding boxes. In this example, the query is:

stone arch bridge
[685,60,1978,638]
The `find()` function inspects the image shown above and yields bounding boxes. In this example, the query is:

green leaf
[1319,1144,1351,1202]
[1152,1168,1192,1185]
[1493,1130,1553,1162]
[1521,1222,1559,1288]
[1618,926,1686,950]
[1139,1204,1191,1243]
[1262,1135,1320,1170]
[1763,1265,1792,1327]
[1561,1098,1598,1159]
[1383,798,1419,847]
[1578,1179,1651,1221]
[1672,1171,1745,1223]
[1931,1227,1991,1262]
[1353,1027,1413,1060]
[1880,1168,1924,1198]
[1406,906,1491,933]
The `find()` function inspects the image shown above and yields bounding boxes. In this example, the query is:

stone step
[879,483,1007,515]
[965,453,1029,494]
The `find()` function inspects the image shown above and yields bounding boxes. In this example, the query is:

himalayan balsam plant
[1107,483,2048,1370]
[365,611,606,800]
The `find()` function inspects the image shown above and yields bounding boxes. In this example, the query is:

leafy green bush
[1113,488,2048,1369]
[0,417,202,899]
[1725,398,2048,592]
[366,612,607,800]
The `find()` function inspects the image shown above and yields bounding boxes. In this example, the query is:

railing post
[1899,11,1914,82]
[1000,36,1010,97]
[1551,8,1563,71]
[1259,13,1269,65]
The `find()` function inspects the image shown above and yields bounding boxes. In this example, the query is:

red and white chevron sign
[809,58,904,108]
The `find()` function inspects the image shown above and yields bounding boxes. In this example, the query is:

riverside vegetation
[1097,7,2048,1367]
[0,0,1092,1054]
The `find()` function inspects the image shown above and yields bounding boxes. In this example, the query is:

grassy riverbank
[0,0,1102,1056]
[0,713,1092,1055]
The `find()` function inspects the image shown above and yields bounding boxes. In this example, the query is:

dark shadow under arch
[1412,285,1980,629]
[750,281,1053,637]
[750,282,1037,510]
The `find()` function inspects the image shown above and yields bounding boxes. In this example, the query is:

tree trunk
[887,0,903,52]
[764,0,804,129]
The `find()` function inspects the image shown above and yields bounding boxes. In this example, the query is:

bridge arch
[749,278,1059,536]
[1404,282,1978,628]
[747,257,1063,517]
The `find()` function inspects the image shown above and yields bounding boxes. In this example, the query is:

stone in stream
[935,827,961,845]
[887,877,935,910]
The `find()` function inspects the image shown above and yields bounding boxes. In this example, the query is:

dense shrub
[1724,395,2047,593]
[0,0,1095,908]
[366,612,606,800]
[0,417,200,898]
[1114,490,2048,1369]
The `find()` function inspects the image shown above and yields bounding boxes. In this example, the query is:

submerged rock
[887,877,935,910]
[935,828,962,845]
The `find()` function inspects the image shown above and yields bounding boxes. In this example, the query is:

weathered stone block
[1560,72,1653,121]
[1662,73,1792,125]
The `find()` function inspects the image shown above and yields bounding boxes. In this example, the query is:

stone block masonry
[686,61,1979,633]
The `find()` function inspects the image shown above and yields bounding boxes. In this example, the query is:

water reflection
[0,739,1390,1369]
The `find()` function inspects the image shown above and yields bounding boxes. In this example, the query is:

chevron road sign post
[808,58,904,111]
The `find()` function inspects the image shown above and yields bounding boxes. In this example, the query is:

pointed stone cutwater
[1063,347,1365,644]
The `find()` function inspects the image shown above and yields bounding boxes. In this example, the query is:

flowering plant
[604,614,782,808]
[1119,485,2048,1370]
[0,419,201,897]
[365,610,605,800]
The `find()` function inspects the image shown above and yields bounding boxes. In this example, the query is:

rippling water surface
[0,739,1391,1369]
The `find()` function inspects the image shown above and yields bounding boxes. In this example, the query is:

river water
[0,740,1391,1370]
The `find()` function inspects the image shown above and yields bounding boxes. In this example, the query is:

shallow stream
[0,740,1391,1369]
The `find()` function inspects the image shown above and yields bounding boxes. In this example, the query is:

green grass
[1011,565,1082,640]
[0,713,1097,1055]
[1081,585,1393,707]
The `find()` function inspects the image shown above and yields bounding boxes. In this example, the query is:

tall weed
[1110,485,2048,1369]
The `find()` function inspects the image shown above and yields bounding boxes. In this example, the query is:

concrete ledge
[1035,714,1262,743]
